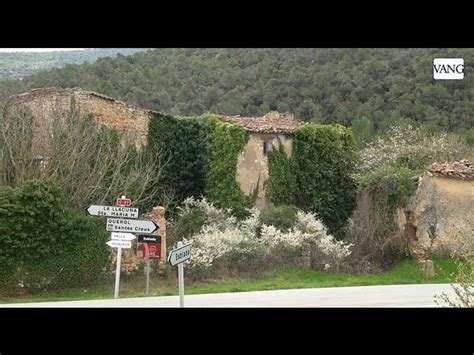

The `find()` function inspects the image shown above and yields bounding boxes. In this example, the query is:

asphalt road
[0,284,456,307]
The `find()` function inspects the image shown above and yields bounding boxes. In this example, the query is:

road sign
[87,205,139,219]
[106,240,132,249]
[138,235,161,243]
[137,241,161,260]
[116,197,132,207]
[106,218,158,234]
[168,243,192,266]
[111,232,136,241]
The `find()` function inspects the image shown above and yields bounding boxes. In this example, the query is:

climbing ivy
[267,140,296,205]
[293,123,357,235]
[147,113,251,217]
[205,121,252,218]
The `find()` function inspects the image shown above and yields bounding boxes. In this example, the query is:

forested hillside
[0,48,148,80]
[1,48,472,134]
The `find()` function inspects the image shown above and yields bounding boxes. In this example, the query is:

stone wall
[412,175,474,255]
[235,133,293,209]
[4,88,153,158]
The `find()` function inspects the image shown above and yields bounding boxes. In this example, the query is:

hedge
[0,180,109,296]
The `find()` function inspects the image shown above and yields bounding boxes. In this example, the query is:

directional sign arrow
[106,218,158,234]
[168,243,192,266]
[87,205,139,219]
[111,232,136,241]
[106,240,132,249]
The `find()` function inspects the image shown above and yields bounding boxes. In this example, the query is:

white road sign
[106,240,132,249]
[106,218,158,234]
[87,205,139,219]
[168,243,192,266]
[111,232,136,241]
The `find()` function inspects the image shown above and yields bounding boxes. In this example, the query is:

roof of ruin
[428,160,474,180]
[7,89,305,134]
[218,111,305,134]
[6,87,160,115]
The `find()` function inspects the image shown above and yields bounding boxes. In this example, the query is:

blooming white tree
[176,198,352,275]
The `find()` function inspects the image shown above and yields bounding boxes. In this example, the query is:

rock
[422,260,435,278]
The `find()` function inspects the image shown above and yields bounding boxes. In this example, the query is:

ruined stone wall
[413,175,474,255]
[4,88,153,159]
[235,133,293,209]
[74,92,151,149]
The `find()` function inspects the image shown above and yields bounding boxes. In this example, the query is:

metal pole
[177,241,185,308]
[114,247,122,299]
[145,259,150,295]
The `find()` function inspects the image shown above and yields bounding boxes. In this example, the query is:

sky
[0,48,85,53]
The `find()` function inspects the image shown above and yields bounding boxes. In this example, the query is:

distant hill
[1,48,472,133]
[0,48,148,80]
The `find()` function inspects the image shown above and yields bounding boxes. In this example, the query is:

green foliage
[147,114,251,217]
[347,166,418,269]
[0,180,109,295]
[293,123,357,235]
[173,208,207,238]
[1,48,473,133]
[259,204,297,231]
[463,128,474,146]
[146,113,219,204]
[352,116,375,146]
[267,142,296,205]
[205,122,252,218]
[360,166,417,208]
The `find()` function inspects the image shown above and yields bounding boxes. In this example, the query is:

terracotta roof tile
[219,111,305,134]
[428,160,474,180]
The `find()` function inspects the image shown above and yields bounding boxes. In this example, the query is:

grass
[0,258,457,304]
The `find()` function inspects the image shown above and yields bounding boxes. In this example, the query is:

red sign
[137,242,161,260]
[116,197,132,207]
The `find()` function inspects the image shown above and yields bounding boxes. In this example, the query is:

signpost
[89,195,165,299]
[87,205,139,219]
[116,195,132,207]
[111,232,136,241]
[106,218,158,234]
[90,194,140,299]
[137,235,161,295]
[106,240,132,249]
[168,241,192,307]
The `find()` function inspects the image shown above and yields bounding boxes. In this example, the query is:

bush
[0,180,109,296]
[172,197,352,280]
[172,207,207,238]
[259,204,297,232]
[346,166,417,271]
[356,125,474,178]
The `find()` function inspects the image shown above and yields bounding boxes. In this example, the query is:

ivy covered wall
[147,113,251,217]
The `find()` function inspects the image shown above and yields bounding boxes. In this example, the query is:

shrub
[0,180,109,296]
[435,237,473,307]
[356,125,474,178]
[259,204,297,232]
[173,207,207,238]
[346,166,417,270]
[171,198,352,279]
